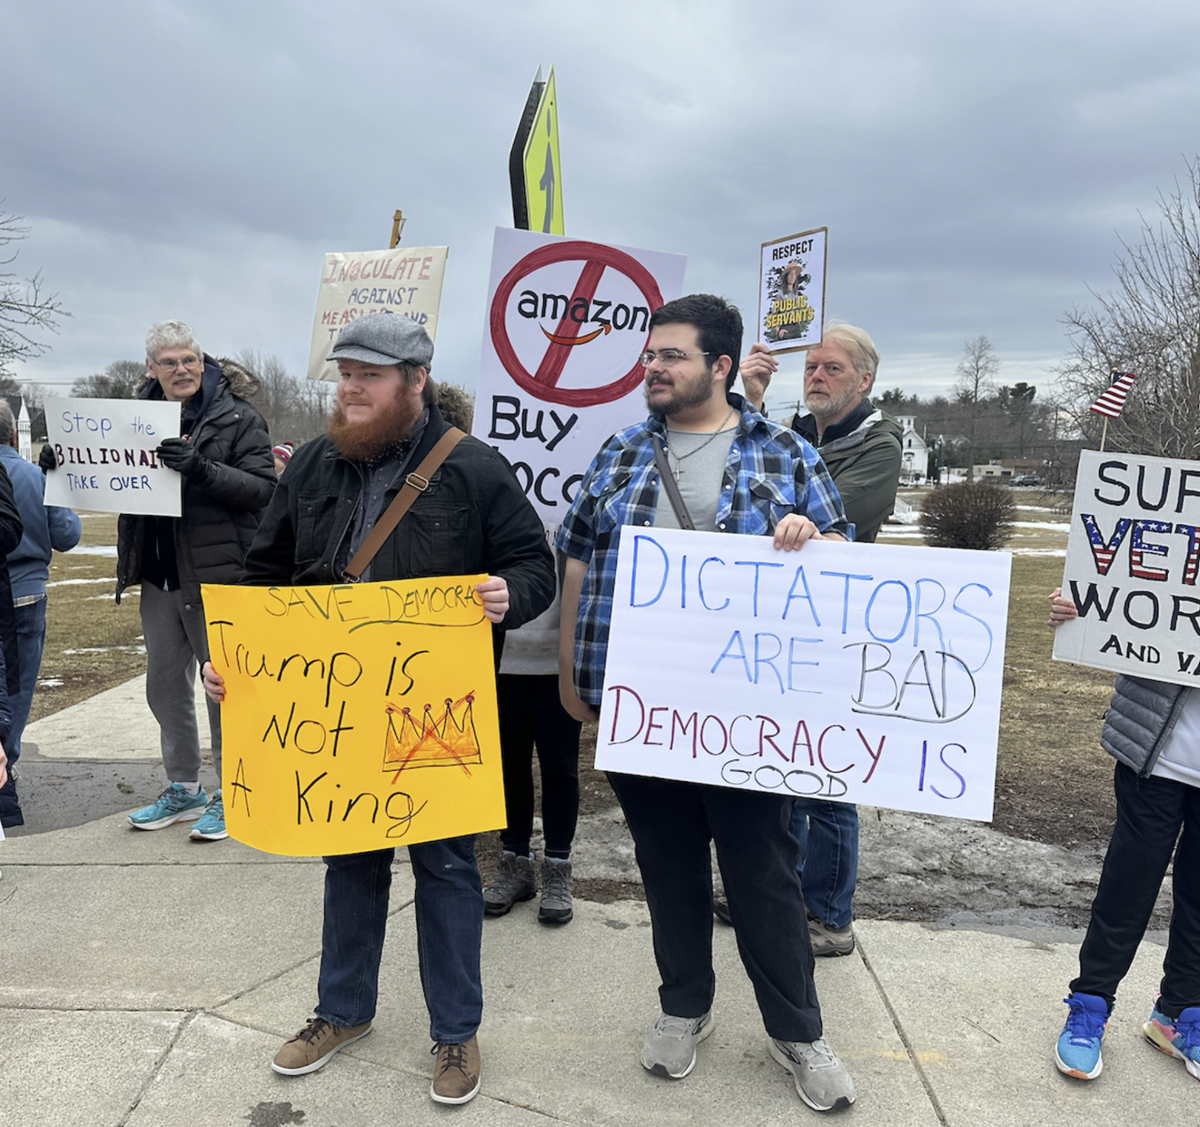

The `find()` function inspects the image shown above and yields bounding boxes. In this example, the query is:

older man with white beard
[736,325,902,958]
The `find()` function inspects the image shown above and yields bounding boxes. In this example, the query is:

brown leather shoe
[271,1017,372,1075]
[430,1035,482,1104]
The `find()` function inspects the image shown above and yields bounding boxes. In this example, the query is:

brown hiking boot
[271,1017,372,1075]
[430,1035,482,1104]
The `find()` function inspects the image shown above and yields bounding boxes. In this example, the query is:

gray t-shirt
[654,425,737,532]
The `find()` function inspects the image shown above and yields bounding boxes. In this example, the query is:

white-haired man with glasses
[734,326,902,960]
[558,294,857,1112]
[44,321,275,839]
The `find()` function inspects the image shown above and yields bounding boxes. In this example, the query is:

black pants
[496,674,581,855]
[608,771,823,1042]
[1072,763,1200,1017]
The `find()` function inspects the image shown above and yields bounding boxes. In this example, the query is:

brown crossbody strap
[652,434,696,531]
[342,427,467,581]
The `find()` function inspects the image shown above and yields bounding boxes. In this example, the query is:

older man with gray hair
[45,321,275,839]
[734,323,902,958]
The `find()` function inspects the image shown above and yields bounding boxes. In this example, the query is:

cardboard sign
[203,576,506,856]
[1054,449,1200,686]
[42,397,182,516]
[595,529,1011,822]
[758,227,828,355]
[308,247,449,383]
[473,228,686,528]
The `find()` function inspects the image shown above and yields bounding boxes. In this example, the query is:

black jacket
[240,405,555,633]
[116,357,275,605]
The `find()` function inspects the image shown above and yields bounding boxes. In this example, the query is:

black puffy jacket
[116,358,275,606]
[239,404,555,633]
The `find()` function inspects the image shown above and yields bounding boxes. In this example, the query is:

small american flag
[1089,371,1137,419]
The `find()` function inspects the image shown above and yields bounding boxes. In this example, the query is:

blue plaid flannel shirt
[556,394,853,706]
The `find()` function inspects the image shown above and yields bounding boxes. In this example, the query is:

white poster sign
[1054,449,1200,686]
[308,247,449,383]
[758,227,828,355]
[472,228,686,528]
[596,529,1011,822]
[42,397,182,516]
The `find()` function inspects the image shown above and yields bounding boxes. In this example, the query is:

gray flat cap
[327,311,434,368]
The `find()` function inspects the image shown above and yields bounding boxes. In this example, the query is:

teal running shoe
[129,783,207,830]
[189,789,227,841]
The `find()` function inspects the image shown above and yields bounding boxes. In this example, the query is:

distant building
[3,396,31,460]
[895,415,928,483]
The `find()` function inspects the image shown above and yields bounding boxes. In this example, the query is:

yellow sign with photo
[203,576,505,856]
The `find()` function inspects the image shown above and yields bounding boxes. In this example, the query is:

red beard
[327,387,424,461]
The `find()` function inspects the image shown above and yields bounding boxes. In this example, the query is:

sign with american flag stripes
[1054,449,1200,685]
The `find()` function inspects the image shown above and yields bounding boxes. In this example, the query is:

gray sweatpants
[140,581,222,784]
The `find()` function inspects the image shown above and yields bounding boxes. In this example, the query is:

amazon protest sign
[473,228,686,528]
[596,530,1011,822]
[758,227,827,355]
[1054,449,1200,686]
[203,576,505,856]
[308,246,449,382]
[42,397,182,517]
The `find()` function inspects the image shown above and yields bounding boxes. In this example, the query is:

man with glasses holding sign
[558,294,858,1112]
[100,321,273,839]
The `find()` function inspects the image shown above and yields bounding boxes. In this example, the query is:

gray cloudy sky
[5,0,1199,411]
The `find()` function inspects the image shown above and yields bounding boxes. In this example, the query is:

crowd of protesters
[5,299,1194,1110]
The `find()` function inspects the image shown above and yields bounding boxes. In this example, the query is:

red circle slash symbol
[490,241,664,407]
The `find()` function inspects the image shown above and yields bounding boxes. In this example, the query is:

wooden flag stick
[389,210,405,249]
[1100,416,1109,453]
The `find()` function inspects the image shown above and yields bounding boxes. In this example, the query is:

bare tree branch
[0,211,70,377]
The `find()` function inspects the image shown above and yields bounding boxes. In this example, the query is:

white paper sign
[308,247,449,383]
[43,398,182,516]
[472,228,686,528]
[758,227,827,355]
[1054,449,1200,686]
[595,529,1011,822]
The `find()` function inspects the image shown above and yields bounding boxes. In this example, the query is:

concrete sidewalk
[2,690,1195,1125]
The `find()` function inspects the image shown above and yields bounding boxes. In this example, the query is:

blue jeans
[8,597,48,765]
[791,798,858,929]
[316,835,484,1043]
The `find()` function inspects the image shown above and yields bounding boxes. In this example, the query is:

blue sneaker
[1055,993,1109,1079]
[1144,1003,1200,1081]
[129,783,208,830]
[189,789,227,841]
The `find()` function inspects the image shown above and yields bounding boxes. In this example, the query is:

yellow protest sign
[523,66,564,235]
[203,576,505,856]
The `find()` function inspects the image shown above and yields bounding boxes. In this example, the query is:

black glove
[38,445,58,473]
[156,436,209,482]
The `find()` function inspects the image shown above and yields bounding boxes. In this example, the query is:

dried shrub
[920,481,1016,550]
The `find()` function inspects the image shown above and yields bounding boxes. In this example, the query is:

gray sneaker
[769,1036,856,1111]
[641,1011,714,1079]
[483,851,536,916]
[538,856,573,924]
[808,915,855,957]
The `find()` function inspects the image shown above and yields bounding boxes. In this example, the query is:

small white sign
[43,397,182,516]
[758,227,828,355]
[1055,448,1200,687]
[595,529,1011,822]
[308,247,449,383]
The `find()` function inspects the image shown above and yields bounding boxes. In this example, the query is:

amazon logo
[516,290,650,346]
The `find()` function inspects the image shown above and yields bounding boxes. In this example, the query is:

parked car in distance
[1011,474,1040,486]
